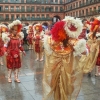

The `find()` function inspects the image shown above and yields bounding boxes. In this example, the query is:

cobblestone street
[0,50,100,100]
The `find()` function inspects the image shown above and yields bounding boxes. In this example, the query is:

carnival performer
[33,24,44,61]
[3,20,25,83]
[43,16,90,100]
[0,27,4,65]
[84,16,100,76]
[78,19,87,39]
[27,25,34,49]
[1,24,9,43]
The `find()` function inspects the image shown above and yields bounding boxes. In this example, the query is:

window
[27,15,30,20]
[55,7,58,11]
[5,6,9,11]
[22,14,25,20]
[11,15,14,20]
[36,7,40,12]
[0,14,3,20]
[42,14,45,18]
[32,14,35,18]
[86,9,88,15]
[41,7,45,12]
[11,6,14,11]
[27,7,31,12]
[0,6,2,11]
[46,14,49,18]
[31,6,34,12]
[37,14,40,18]
[5,14,9,20]
[16,6,20,12]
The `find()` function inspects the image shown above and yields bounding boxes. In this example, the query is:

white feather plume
[8,20,21,30]
[19,32,24,40]
[73,39,86,56]
[1,24,7,28]
[33,23,41,35]
[63,16,83,38]
[43,35,53,55]
[2,33,10,43]
[97,16,100,21]
[96,32,100,37]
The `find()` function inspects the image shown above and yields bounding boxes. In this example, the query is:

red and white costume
[4,35,24,69]
[0,38,4,57]
[0,34,4,65]
[33,24,44,61]
[27,25,34,49]
[4,20,25,83]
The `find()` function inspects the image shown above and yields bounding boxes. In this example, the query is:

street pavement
[0,50,100,100]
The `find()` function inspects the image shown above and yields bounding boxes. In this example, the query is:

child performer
[0,27,4,65]
[33,24,44,61]
[4,20,25,83]
[27,25,34,49]
[1,24,9,43]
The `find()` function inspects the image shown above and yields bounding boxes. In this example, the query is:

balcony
[65,0,100,12]
[65,0,76,4]
[26,1,64,4]
[79,10,100,18]
[0,17,52,21]
[0,9,64,13]
[0,0,64,4]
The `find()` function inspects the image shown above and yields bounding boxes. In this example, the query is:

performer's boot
[95,66,100,76]
[29,45,31,49]
[0,57,3,65]
[40,53,44,61]
[40,56,43,61]
[31,45,33,49]
[35,53,39,61]
[14,69,20,83]
[8,69,12,83]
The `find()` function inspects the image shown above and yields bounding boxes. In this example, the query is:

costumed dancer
[85,16,100,76]
[19,30,24,45]
[27,25,34,49]
[43,16,90,100]
[33,24,44,61]
[1,24,9,44]
[4,20,25,83]
[0,26,4,65]
[78,19,87,39]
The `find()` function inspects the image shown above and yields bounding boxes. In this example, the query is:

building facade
[0,0,100,24]
[65,0,100,19]
[0,0,65,24]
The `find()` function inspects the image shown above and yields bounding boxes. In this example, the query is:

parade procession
[0,15,100,100]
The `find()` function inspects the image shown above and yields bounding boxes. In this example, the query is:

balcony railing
[0,17,52,21]
[65,0,100,12]
[0,9,64,13]
[65,0,76,4]
[79,10,100,18]
[0,0,64,4]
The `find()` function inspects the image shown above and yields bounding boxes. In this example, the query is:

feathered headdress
[90,18,100,32]
[8,20,22,33]
[1,24,8,32]
[51,21,68,41]
[51,16,83,41]
[28,25,33,29]
[63,16,83,38]
[33,23,43,34]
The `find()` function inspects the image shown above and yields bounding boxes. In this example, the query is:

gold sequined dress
[82,33,100,73]
[43,36,90,100]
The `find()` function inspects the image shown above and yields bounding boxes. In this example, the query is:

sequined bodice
[7,38,20,51]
